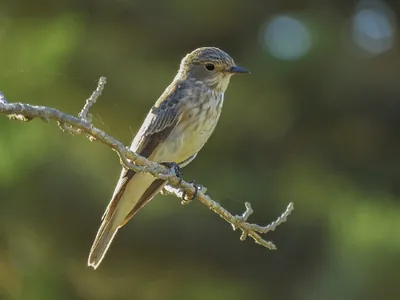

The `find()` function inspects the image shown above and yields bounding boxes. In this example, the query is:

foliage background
[1,0,400,299]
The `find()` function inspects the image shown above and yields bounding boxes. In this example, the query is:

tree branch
[0,77,294,251]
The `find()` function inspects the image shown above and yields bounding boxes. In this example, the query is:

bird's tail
[87,171,166,269]
[87,215,120,269]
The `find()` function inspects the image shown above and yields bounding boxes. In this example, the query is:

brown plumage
[88,47,250,269]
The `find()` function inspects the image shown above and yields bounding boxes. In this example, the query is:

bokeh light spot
[263,15,312,60]
[352,1,395,55]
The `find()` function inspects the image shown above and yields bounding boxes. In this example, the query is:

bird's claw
[162,162,183,184]
[182,181,202,203]
[161,163,201,203]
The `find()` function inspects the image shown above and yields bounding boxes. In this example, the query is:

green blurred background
[1,0,400,299]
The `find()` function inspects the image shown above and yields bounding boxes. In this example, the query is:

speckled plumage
[88,47,249,269]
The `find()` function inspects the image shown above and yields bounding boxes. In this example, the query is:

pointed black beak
[227,65,251,74]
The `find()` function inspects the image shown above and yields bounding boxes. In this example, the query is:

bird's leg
[182,180,202,203]
[162,162,183,184]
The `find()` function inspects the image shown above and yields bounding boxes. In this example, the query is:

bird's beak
[227,65,251,74]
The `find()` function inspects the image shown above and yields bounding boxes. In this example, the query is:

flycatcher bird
[88,47,250,269]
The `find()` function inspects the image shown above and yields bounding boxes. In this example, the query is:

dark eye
[205,63,215,71]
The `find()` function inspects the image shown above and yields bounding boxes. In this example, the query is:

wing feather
[102,80,191,225]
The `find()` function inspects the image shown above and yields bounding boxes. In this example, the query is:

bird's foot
[161,162,202,203]
[162,162,183,184]
[182,181,202,204]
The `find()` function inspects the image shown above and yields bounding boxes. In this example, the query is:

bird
[88,47,250,269]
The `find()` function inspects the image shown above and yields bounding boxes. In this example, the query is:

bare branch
[79,77,107,123]
[161,184,294,249]
[0,78,294,252]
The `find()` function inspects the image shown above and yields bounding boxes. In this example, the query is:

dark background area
[1,0,400,299]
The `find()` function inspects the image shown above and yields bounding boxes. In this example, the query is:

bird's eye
[205,63,215,71]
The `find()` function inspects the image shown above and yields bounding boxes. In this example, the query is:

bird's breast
[154,91,224,164]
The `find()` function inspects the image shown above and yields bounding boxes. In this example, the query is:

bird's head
[177,47,250,92]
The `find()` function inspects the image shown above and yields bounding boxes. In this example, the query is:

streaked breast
[155,91,225,164]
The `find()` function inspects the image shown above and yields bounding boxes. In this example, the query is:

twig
[79,77,107,123]
[162,185,293,249]
[0,78,294,251]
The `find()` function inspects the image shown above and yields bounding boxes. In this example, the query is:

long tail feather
[87,217,120,269]
[87,171,164,269]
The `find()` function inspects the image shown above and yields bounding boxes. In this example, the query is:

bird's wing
[102,80,190,226]
[89,81,191,268]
